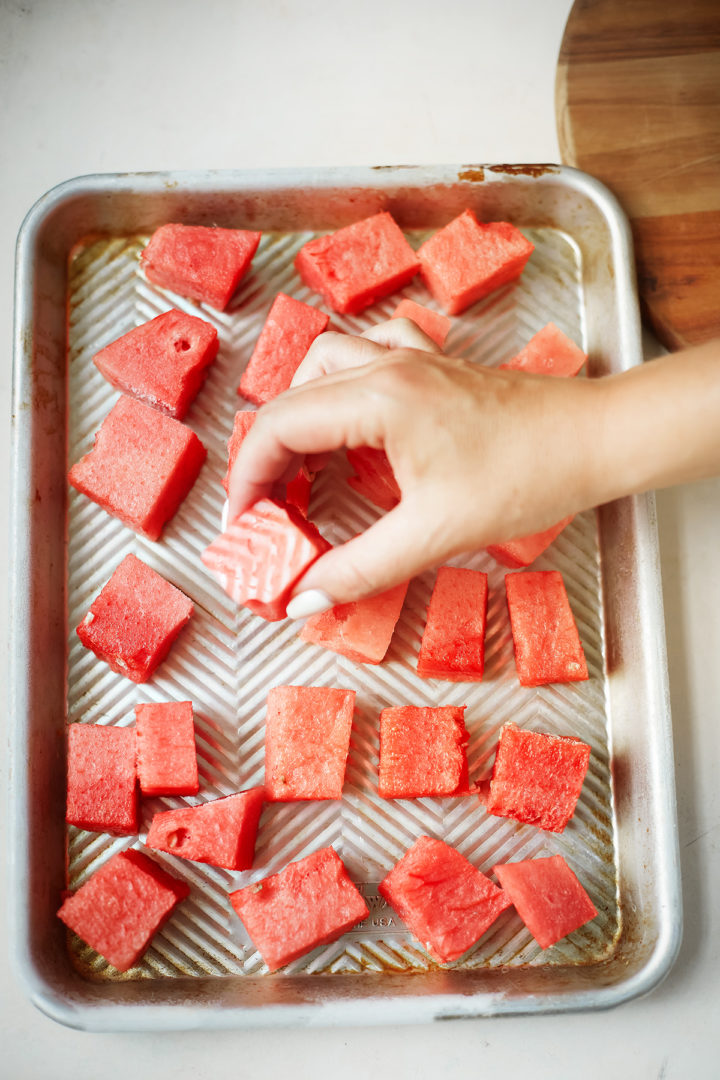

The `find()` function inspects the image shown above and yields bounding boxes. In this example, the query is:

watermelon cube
[391,299,451,348]
[135,701,198,797]
[486,515,574,570]
[223,410,312,516]
[500,322,586,377]
[483,721,590,832]
[492,855,598,949]
[346,446,400,512]
[68,394,206,541]
[378,705,471,799]
[505,570,588,686]
[417,210,534,315]
[140,223,262,311]
[57,849,190,972]
[201,497,331,621]
[264,685,356,800]
[300,581,408,664]
[93,309,219,420]
[417,566,488,682]
[379,836,512,963]
[76,553,194,683]
[229,847,369,972]
[66,723,138,835]
[238,292,330,405]
[295,212,421,315]
[145,788,265,871]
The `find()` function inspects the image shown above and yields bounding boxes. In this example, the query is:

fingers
[362,317,440,353]
[290,331,387,387]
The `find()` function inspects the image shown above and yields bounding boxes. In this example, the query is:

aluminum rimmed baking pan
[10,165,681,1030]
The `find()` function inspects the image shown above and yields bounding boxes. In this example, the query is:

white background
[2,2,718,1077]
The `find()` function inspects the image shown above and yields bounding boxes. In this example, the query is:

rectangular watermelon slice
[145,788,265,871]
[346,446,400,512]
[264,685,356,800]
[379,836,512,963]
[57,849,190,972]
[492,855,598,949]
[238,292,330,405]
[378,705,471,799]
[500,322,586,377]
[295,212,421,315]
[68,394,206,541]
[486,515,574,570]
[65,723,138,835]
[76,553,194,683]
[505,570,588,686]
[223,410,312,516]
[229,847,369,972]
[300,581,408,664]
[140,223,262,311]
[391,299,451,348]
[135,701,199,797]
[417,566,488,681]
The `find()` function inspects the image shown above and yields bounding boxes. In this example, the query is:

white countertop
[2,2,718,1076]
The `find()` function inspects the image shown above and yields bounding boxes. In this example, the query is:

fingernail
[221,500,229,531]
[286,589,334,620]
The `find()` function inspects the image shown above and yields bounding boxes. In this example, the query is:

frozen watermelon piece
[346,446,400,511]
[66,723,138,835]
[379,836,512,963]
[391,299,451,348]
[484,721,590,832]
[417,566,488,682]
[264,685,356,800]
[500,322,586,377]
[239,292,330,405]
[300,581,408,664]
[145,788,265,871]
[76,553,193,683]
[141,223,262,311]
[57,849,190,972]
[492,855,597,949]
[93,309,219,420]
[135,701,198,797]
[505,570,588,686]
[417,210,534,315]
[68,394,206,541]
[229,847,369,972]
[201,497,331,621]
[486,515,574,570]
[222,410,312,516]
[295,212,421,315]
[378,705,471,799]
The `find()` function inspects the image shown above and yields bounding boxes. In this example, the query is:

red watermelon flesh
[264,685,356,800]
[391,299,452,348]
[68,394,206,541]
[295,212,421,315]
[145,788,265,871]
[378,705,471,799]
[66,723,138,835]
[222,410,312,516]
[505,570,588,686]
[492,855,597,949]
[93,309,219,420]
[229,847,369,972]
[486,514,574,570]
[238,292,330,405]
[417,210,534,315]
[141,223,262,311]
[417,566,488,681]
[57,848,190,972]
[135,701,198,797]
[484,721,590,832]
[346,446,400,511]
[379,836,512,963]
[300,581,408,664]
[201,497,331,621]
[76,553,194,683]
[500,322,586,377]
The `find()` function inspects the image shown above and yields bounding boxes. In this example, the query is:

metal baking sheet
[10,166,681,1029]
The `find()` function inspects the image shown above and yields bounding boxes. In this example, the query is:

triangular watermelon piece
[300,581,408,664]
[391,299,451,348]
[145,788,265,871]
[492,855,597,949]
[346,446,400,512]
[141,223,261,311]
[486,515,574,570]
[500,322,586,377]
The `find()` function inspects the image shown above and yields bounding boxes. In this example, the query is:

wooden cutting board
[556,0,720,350]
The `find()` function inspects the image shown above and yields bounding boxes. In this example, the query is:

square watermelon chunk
[417,210,534,314]
[486,515,574,570]
[93,309,219,420]
[417,566,488,682]
[379,836,512,963]
[300,581,408,664]
[145,788,265,871]
[222,410,312,516]
[492,855,598,949]
[57,849,190,972]
[500,322,586,377]
[378,705,471,799]
[391,299,452,348]
[229,847,369,972]
[238,292,330,405]
[140,223,262,311]
[264,685,356,800]
[201,497,331,621]
[135,701,199,797]
[483,721,591,832]
[66,723,138,835]
[345,446,400,512]
[76,553,194,683]
[68,394,206,541]
[295,212,421,315]
[505,570,588,686]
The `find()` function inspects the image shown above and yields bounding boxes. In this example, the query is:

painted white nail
[221,500,229,531]
[286,589,334,620]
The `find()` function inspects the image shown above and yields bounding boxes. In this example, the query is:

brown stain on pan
[457,167,486,182]
[488,164,560,178]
